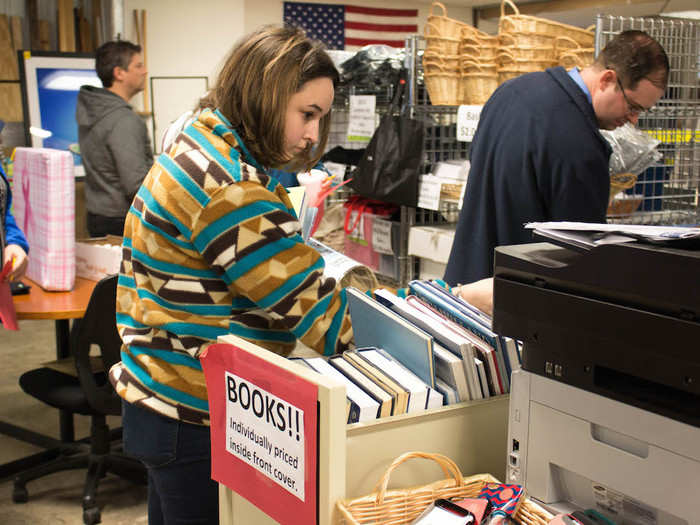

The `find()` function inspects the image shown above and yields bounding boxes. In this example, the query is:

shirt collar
[568,67,592,105]
[199,108,267,173]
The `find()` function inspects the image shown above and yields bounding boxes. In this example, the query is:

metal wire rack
[596,15,700,225]
[405,35,467,227]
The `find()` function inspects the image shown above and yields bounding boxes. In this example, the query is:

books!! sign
[201,341,318,525]
[225,371,306,499]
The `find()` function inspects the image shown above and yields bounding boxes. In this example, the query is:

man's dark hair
[596,30,669,90]
[95,40,142,88]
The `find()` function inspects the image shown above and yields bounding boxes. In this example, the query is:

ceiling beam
[476,0,660,20]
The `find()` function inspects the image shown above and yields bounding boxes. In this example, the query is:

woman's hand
[456,277,494,316]
[3,244,29,282]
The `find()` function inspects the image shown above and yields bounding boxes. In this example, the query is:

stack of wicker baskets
[423,2,465,105]
[460,25,499,104]
[555,34,596,69]
[497,0,594,85]
[423,2,499,105]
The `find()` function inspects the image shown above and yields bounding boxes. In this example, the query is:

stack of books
[293,281,520,424]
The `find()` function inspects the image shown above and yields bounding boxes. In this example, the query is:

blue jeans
[122,401,219,525]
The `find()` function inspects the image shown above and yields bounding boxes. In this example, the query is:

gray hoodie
[76,86,153,218]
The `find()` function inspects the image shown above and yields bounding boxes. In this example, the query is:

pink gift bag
[12,148,76,291]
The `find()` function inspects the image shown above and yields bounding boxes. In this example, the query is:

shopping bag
[343,196,397,271]
[350,69,424,207]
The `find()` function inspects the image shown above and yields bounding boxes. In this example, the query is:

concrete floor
[0,319,148,525]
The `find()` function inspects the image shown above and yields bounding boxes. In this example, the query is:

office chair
[13,275,145,525]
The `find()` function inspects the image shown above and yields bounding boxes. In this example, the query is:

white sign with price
[348,95,377,142]
[372,218,394,255]
[457,105,483,142]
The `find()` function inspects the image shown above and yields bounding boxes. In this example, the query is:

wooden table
[0,277,98,479]
[14,276,97,359]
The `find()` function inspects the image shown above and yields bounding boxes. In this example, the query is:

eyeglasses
[616,77,649,115]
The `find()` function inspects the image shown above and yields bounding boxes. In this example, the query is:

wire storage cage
[324,83,395,209]
[596,15,700,225]
[325,78,412,287]
[402,35,471,283]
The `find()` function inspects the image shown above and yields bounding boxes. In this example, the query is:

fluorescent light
[40,70,101,91]
[29,126,52,138]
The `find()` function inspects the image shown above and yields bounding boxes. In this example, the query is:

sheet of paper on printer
[526,221,700,249]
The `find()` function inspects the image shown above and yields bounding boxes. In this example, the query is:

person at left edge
[109,26,352,524]
[76,40,153,237]
[1,164,29,282]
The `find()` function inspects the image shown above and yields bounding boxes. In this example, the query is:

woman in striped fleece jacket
[109,26,347,524]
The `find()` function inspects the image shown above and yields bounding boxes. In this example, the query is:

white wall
[120,0,474,149]
[124,0,245,83]
[123,0,245,148]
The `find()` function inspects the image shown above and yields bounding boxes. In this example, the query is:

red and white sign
[201,342,318,525]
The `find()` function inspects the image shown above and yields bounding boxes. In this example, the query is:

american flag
[283,2,418,51]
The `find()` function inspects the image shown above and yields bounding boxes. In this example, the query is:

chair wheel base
[83,506,101,524]
[12,484,28,503]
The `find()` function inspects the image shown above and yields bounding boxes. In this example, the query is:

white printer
[491,240,700,525]
[507,369,699,525]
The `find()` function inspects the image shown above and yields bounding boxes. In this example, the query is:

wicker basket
[609,172,639,199]
[460,44,498,60]
[461,59,498,74]
[608,195,643,216]
[426,2,467,38]
[499,45,555,62]
[424,62,456,75]
[498,69,525,84]
[499,0,594,47]
[425,34,461,55]
[461,29,499,46]
[553,35,581,53]
[496,53,556,71]
[425,71,460,105]
[498,31,556,48]
[559,50,595,69]
[460,70,498,104]
[336,452,553,525]
[423,51,461,70]
[423,58,461,74]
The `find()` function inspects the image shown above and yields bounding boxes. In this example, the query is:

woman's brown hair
[212,25,339,171]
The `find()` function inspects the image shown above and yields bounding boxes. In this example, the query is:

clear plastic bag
[338,45,404,90]
[601,122,662,176]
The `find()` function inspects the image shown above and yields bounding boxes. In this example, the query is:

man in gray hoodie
[77,40,153,237]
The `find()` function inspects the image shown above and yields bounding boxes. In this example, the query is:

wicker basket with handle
[461,59,497,74]
[425,34,461,55]
[496,52,556,70]
[425,2,467,39]
[499,31,555,48]
[498,44,555,62]
[336,451,553,525]
[424,71,460,105]
[559,50,595,69]
[499,0,594,47]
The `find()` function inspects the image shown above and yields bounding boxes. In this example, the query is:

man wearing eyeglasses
[445,30,669,297]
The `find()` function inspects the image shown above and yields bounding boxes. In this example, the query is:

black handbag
[349,70,424,207]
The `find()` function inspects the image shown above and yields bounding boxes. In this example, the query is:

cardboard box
[418,258,447,281]
[75,235,123,281]
[408,225,456,281]
[408,225,456,265]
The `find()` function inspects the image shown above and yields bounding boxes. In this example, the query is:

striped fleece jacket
[109,108,353,426]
